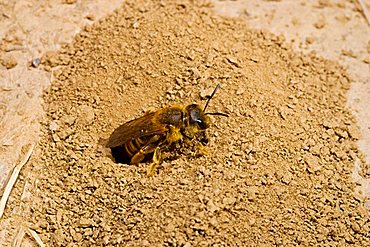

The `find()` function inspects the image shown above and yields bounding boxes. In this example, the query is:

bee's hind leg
[130,144,156,165]
[130,136,161,165]
[147,147,162,177]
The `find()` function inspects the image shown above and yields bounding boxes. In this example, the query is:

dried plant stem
[357,0,370,25]
[0,143,34,219]
[12,226,25,247]
[26,228,46,247]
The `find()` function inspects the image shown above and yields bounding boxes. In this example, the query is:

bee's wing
[106,111,167,148]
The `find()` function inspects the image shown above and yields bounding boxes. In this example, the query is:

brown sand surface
[1,0,370,246]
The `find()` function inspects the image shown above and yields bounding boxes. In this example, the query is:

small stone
[78,105,95,126]
[222,197,236,207]
[179,179,189,185]
[341,49,357,58]
[52,229,65,244]
[226,56,239,66]
[281,173,292,184]
[364,200,370,210]
[351,222,361,233]
[236,87,245,95]
[347,125,360,139]
[291,17,300,26]
[67,150,78,160]
[52,133,61,142]
[323,119,337,129]
[57,128,74,140]
[60,115,76,126]
[320,146,330,156]
[335,129,348,139]
[84,228,93,236]
[74,232,83,242]
[190,67,201,79]
[279,107,291,120]
[304,154,321,173]
[314,18,326,29]
[247,186,258,201]
[209,217,218,227]
[207,200,219,213]
[85,14,95,21]
[305,36,315,45]
[133,21,140,29]
[249,56,259,63]
[333,150,346,160]
[309,145,319,155]
[226,105,234,113]
[42,51,60,67]
[31,58,41,68]
[103,235,110,245]
[200,88,214,99]
[79,218,94,227]
[142,240,150,246]
[36,219,48,229]
[1,55,17,69]
[49,120,59,131]
[63,0,77,4]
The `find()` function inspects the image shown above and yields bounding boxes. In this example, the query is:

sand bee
[106,84,227,176]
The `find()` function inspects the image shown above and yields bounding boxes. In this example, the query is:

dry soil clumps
[5,0,369,245]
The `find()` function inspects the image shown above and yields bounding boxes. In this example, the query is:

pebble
[236,87,245,95]
[49,120,59,131]
[61,115,76,125]
[207,200,219,213]
[347,125,360,139]
[31,58,41,68]
[1,55,17,69]
[57,128,74,140]
[78,105,95,125]
[226,56,239,66]
[199,88,214,99]
[79,218,94,228]
[247,186,258,201]
[304,154,321,173]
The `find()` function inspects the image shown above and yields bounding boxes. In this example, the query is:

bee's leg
[191,133,209,156]
[196,141,209,156]
[130,136,161,165]
[147,147,161,177]
[130,143,157,164]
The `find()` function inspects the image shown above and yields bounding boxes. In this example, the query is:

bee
[106,84,228,176]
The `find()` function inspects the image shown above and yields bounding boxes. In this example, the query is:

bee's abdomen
[111,136,151,164]
[124,137,147,157]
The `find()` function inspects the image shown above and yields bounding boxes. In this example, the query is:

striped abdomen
[110,135,161,164]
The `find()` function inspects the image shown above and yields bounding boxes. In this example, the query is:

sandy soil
[0,0,369,246]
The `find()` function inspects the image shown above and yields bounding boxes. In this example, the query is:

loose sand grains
[4,0,369,246]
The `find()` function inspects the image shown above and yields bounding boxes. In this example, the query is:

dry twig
[12,226,25,247]
[26,228,46,247]
[357,0,370,25]
[0,143,34,219]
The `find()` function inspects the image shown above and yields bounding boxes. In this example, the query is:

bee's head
[184,84,228,137]
[186,104,210,130]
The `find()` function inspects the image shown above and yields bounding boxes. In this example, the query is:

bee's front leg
[189,132,209,156]
[195,140,209,156]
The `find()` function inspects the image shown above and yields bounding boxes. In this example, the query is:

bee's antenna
[203,84,220,112]
[205,112,229,117]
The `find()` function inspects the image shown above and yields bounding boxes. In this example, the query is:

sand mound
[3,0,368,245]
